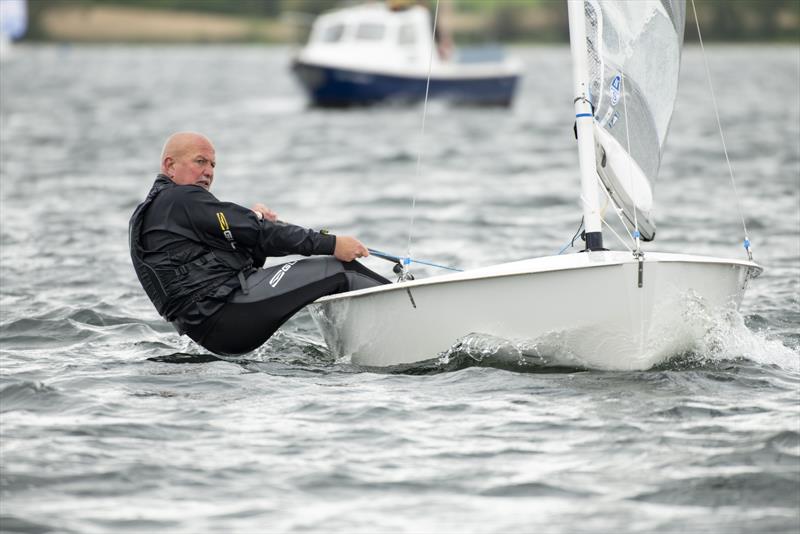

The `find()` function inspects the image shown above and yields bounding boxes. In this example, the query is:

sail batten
[584,0,685,241]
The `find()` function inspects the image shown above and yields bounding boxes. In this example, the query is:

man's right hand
[252,203,278,222]
[334,236,370,262]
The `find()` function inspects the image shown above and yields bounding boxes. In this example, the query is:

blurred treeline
[23,0,800,43]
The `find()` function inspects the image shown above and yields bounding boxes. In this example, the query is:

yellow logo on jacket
[216,212,229,231]
[216,212,236,250]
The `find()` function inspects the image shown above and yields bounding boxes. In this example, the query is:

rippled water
[1,45,798,533]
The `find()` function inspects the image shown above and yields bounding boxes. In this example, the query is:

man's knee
[344,271,385,291]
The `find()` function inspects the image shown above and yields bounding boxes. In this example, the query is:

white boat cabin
[300,3,447,76]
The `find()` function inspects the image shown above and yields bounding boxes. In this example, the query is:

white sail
[584,0,685,241]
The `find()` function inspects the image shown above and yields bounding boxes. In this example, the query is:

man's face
[165,139,216,190]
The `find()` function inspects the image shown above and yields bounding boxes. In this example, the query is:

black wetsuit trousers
[187,257,390,356]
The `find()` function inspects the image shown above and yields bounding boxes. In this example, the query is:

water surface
[1,44,798,533]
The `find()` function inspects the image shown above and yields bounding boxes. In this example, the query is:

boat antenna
[690,0,753,261]
[403,0,441,280]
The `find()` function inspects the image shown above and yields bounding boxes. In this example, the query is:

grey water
[0,44,798,533]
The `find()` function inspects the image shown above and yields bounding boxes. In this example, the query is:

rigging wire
[618,57,645,356]
[600,216,635,254]
[617,56,642,255]
[690,0,753,260]
[593,172,638,251]
[580,191,635,253]
[404,0,441,270]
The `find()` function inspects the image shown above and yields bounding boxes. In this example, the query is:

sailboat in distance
[308,0,762,371]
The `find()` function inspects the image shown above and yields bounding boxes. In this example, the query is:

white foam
[692,308,800,372]
[437,309,800,374]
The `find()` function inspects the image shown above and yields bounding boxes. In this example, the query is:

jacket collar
[145,174,177,200]
[155,173,174,186]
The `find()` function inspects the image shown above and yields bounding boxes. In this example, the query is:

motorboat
[291,2,521,107]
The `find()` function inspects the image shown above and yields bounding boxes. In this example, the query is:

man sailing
[129,132,389,355]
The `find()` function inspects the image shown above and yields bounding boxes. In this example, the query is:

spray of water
[438,309,799,374]
[688,307,800,372]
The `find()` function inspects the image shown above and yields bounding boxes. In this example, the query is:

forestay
[584,0,685,241]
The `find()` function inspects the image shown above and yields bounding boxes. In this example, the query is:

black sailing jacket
[129,175,336,334]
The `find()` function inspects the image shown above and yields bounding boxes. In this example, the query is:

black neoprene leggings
[187,257,390,356]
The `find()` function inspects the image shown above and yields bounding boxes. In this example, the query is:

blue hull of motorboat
[292,60,519,107]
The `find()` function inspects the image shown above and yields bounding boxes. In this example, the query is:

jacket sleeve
[175,186,336,261]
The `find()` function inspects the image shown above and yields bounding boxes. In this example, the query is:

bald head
[160,132,213,162]
[160,132,216,190]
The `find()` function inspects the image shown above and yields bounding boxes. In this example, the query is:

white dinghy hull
[308,251,761,370]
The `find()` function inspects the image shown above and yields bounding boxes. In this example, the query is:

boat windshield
[320,23,345,43]
[355,23,386,41]
[398,24,416,45]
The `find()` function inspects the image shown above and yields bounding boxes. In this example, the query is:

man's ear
[162,156,174,176]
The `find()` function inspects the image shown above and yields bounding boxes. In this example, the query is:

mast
[567,0,604,250]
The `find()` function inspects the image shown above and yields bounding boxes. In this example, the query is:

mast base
[583,231,605,251]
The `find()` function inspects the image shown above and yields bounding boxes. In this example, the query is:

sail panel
[584,0,685,241]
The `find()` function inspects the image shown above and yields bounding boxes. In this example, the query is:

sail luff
[567,0,604,250]
[584,0,686,242]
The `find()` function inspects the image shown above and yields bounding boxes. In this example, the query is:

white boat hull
[308,251,761,371]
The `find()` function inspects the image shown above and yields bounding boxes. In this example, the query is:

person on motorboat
[129,132,389,356]
[387,0,454,60]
